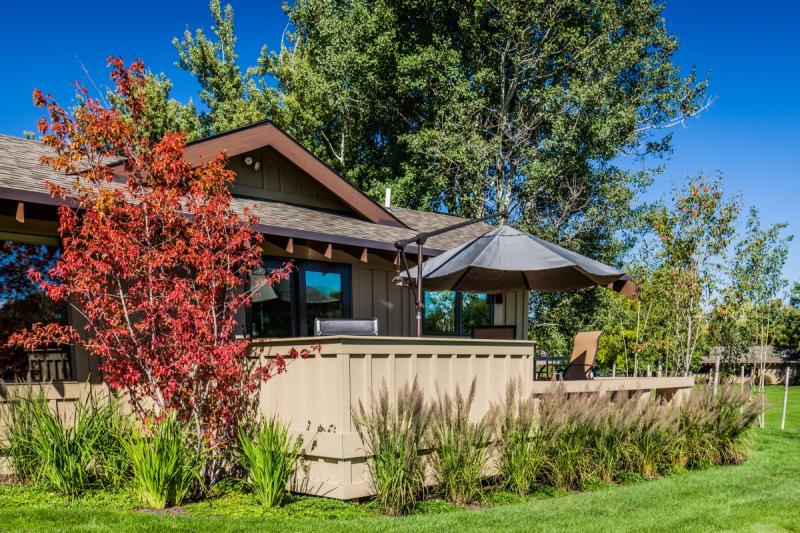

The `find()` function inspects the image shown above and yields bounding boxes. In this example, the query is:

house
[0,121,529,384]
[701,346,800,385]
[0,121,693,498]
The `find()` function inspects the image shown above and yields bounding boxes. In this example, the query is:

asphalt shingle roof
[0,134,490,254]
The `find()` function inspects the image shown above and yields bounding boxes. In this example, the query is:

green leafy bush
[625,404,679,478]
[1,387,43,483]
[238,417,302,509]
[1,387,129,496]
[538,392,594,490]
[353,379,429,515]
[123,412,203,509]
[429,380,492,504]
[680,386,759,467]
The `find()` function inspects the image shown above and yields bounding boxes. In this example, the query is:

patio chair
[314,318,379,336]
[561,331,602,380]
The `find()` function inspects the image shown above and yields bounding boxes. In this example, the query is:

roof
[0,134,68,197]
[703,346,800,365]
[111,121,406,228]
[0,133,491,255]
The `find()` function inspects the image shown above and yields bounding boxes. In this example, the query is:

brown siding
[261,240,529,339]
[231,147,352,213]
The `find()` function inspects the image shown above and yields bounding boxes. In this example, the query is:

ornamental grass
[238,417,303,509]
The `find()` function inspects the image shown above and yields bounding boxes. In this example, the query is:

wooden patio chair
[561,331,602,380]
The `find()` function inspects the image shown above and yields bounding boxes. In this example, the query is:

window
[0,239,71,381]
[249,259,352,338]
[423,291,492,336]
[250,260,294,338]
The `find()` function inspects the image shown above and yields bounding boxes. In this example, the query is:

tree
[772,299,800,350]
[108,72,203,143]
[174,0,706,242]
[172,0,278,135]
[727,207,791,425]
[9,59,310,476]
[166,0,710,341]
[650,174,739,374]
[772,282,800,350]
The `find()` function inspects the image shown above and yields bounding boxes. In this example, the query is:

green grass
[2,386,799,532]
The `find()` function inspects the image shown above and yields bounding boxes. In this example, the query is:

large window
[423,291,492,336]
[249,259,352,338]
[0,239,71,382]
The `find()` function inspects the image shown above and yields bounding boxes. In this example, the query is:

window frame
[297,260,352,337]
[422,291,494,337]
[248,257,353,338]
[0,237,75,382]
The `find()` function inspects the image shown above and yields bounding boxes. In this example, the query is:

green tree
[172,0,279,135]
[169,0,709,342]
[174,0,706,247]
[650,174,739,374]
[109,72,203,142]
[773,282,800,349]
[728,208,790,425]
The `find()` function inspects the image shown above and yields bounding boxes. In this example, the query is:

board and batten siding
[230,147,351,213]
[261,240,529,339]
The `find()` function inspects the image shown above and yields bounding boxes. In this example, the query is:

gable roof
[0,132,492,255]
[111,121,406,229]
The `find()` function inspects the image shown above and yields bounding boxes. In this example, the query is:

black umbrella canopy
[398,225,634,295]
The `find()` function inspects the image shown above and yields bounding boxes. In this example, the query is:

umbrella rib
[451,267,473,292]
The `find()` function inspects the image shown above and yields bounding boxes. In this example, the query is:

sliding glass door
[249,259,351,338]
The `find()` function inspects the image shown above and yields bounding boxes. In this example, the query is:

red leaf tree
[10,58,310,457]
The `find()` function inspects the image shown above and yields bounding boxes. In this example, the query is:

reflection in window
[423,291,456,334]
[249,260,352,338]
[250,264,294,338]
[0,240,70,381]
[460,293,491,335]
[304,270,344,335]
[423,291,492,336]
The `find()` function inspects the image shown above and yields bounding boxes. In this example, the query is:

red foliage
[10,58,311,448]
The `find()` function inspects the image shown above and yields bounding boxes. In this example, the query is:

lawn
[2,386,798,532]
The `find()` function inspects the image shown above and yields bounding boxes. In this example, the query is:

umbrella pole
[394,209,509,338]
[417,244,424,337]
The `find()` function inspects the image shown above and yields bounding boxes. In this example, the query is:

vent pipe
[384,187,392,208]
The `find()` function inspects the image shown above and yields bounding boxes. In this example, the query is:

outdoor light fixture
[254,161,261,171]
[244,156,253,166]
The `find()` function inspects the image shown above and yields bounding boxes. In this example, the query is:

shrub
[537,390,598,490]
[238,417,302,509]
[429,380,492,505]
[680,386,759,467]
[353,379,429,515]
[625,404,679,478]
[123,412,203,509]
[492,380,545,495]
[1,386,129,495]
[1,387,43,483]
[589,396,636,483]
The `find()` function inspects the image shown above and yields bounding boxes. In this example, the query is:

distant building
[702,346,800,385]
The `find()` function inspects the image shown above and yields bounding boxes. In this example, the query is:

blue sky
[1,1,798,280]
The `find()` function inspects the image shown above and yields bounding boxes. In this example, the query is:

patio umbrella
[397,224,637,296]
